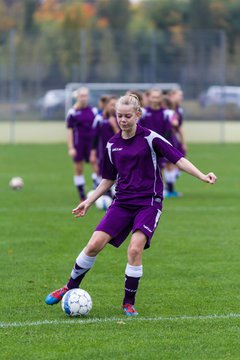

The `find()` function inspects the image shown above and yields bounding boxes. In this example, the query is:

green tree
[23,0,38,34]
[188,0,212,29]
[94,29,120,81]
[96,0,131,30]
[142,0,185,30]
[226,1,240,54]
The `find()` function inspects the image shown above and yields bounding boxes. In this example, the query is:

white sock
[76,250,96,268]
[125,263,143,278]
[173,168,181,180]
[91,173,97,181]
[91,173,101,187]
[71,250,96,279]
[164,169,176,184]
[74,175,85,186]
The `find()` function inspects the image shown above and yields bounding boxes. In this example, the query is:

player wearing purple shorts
[138,89,176,189]
[169,89,187,156]
[66,87,98,200]
[163,90,187,198]
[160,94,183,198]
[90,96,118,184]
[46,94,217,316]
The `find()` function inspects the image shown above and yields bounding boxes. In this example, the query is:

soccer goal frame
[65,82,181,116]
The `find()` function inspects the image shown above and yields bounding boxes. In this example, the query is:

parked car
[199,86,240,108]
[37,89,65,119]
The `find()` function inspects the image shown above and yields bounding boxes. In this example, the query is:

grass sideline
[0,143,240,360]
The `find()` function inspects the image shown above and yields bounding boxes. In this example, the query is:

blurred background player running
[66,87,98,200]
[164,89,187,197]
[90,95,119,191]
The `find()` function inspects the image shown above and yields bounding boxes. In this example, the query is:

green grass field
[0,143,240,360]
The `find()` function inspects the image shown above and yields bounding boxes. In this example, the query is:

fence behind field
[0,29,239,143]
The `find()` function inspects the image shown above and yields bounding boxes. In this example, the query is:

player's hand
[68,147,77,158]
[204,172,217,184]
[72,200,91,218]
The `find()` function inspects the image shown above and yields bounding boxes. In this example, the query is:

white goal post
[65,82,181,116]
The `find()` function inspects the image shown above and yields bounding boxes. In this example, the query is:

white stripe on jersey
[66,107,98,120]
[163,109,175,120]
[66,108,76,117]
[92,114,103,129]
[144,130,171,205]
[106,142,114,164]
[92,107,98,116]
[145,129,172,147]
[144,133,157,171]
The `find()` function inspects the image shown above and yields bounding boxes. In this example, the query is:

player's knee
[128,244,142,261]
[85,240,101,256]
[85,234,106,256]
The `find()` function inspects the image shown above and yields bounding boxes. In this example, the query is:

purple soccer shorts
[95,202,162,249]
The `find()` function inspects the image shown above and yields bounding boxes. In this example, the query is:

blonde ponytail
[116,94,142,115]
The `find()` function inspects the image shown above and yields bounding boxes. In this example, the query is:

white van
[200,86,240,107]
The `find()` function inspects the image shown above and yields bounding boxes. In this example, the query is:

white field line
[167,206,236,212]
[1,313,240,329]
[0,206,237,214]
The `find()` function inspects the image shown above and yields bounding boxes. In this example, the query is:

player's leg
[122,230,147,316]
[89,151,101,190]
[164,162,181,198]
[73,161,86,200]
[45,231,111,305]
[172,140,187,184]
[85,140,101,190]
[66,230,111,288]
[122,205,162,315]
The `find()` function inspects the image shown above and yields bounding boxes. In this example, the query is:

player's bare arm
[67,128,76,158]
[72,179,115,217]
[176,157,217,184]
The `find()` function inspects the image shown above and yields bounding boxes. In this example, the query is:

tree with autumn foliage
[1,0,240,89]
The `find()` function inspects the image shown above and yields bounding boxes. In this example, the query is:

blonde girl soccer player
[46,94,217,316]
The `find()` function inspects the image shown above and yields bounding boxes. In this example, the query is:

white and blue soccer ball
[9,177,24,190]
[87,190,95,199]
[61,289,92,317]
[95,195,112,210]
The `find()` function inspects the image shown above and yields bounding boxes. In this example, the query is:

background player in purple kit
[46,94,217,316]
[66,87,98,200]
[169,89,187,156]
[161,94,183,197]
[90,95,119,186]
[138,88,179,195]
[163,89,187,197]
[138,88,172,141]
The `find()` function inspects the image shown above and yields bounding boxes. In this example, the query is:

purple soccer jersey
[102,124,183,207]
[66,106,98,162]
[139,107,179,166]
[95,124,183,249]
[171,106,186,156]
[176,106,184,127]
[138,107,173,141]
